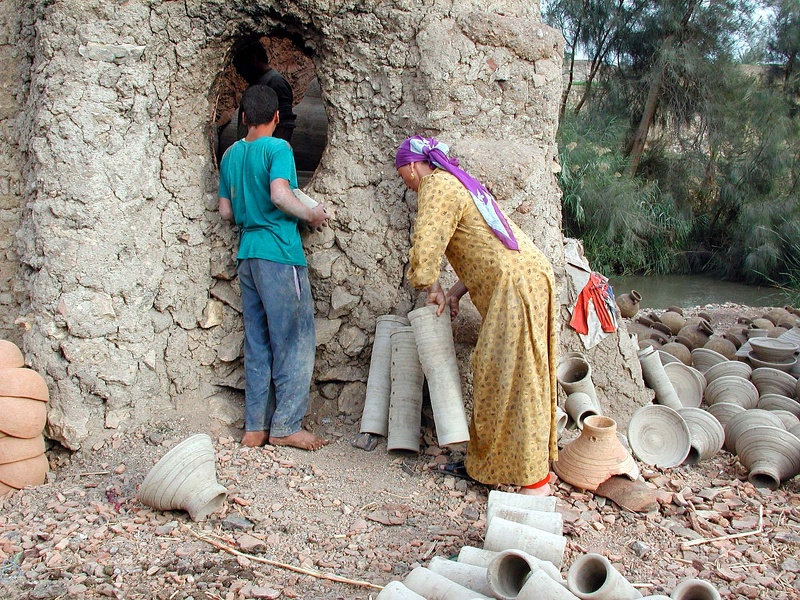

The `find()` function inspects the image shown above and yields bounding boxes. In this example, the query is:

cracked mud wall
[2,0,649,451]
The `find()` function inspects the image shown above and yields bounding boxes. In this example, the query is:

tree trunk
[624,63,665,177]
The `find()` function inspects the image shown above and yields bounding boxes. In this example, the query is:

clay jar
[616,290,642,319]
[677,320,713,350]
[703,336,737,361]
[660,311,685,335]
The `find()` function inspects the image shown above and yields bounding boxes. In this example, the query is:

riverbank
[0,303,798,599]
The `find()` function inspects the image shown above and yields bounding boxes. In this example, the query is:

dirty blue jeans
[237,258,315,437]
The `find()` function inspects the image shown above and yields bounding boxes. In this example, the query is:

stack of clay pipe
[0,340,50,497]
[377,489,721,599]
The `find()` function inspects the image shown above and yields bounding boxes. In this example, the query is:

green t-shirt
[219,136,305,266]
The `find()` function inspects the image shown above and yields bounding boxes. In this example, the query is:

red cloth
[570,272,617,335]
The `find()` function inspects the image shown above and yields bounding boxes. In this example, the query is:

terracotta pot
[703,376,759,410]
[361,315,410,437]
[617,290,642,319]
[722,331,745,349]
[678,323,713,350]
[723,409,784,454]
[0,481,16,498]
[736,425,800,490]
[703,337,737,361]
[627,405,691,468]
[0,341,24,369]
[0,453,48,489]
[751,318,774,330]
[566,553,641,600]
[386,327,424,452]
[660,312,686,335]
[666,306,684,315]
[137,434,227,521]
[677,408,724,464]
[777,316,799,329]
[0,434,46,464]
[553,415,639,492]
[0,396,48,438]
[767,326,788,338]
[0,368,49,401]
[636,316,655,328]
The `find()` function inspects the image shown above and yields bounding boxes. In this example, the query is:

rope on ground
[186,527,384,591]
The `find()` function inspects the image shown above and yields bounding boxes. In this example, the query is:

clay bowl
[757,394,800,418]
[751,368,797,398]
[724,409,785,454]
[704,361,752,386]
[748,338,799,363]
[746,328,769,339]
[0,453,49,489]
[736,425,800,490]
[706,402,745,430]
[690,348,728,374]
[657,350,681,366]
[0,434,46,464]
[664,363,704,408]
[0,368,49,402]
[770,410,800,430]
[0,396,48,438]
[0,341,24,369]
[627,405,691,468]
[747,351,798,372]
[703,375,759,410]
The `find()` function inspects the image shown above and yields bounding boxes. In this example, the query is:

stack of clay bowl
[746,337,799,372]
[0,340,49,497]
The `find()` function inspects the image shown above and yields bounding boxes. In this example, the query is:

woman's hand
[445,294,461,321]
[426,281,447,316]
[445,280,468,322]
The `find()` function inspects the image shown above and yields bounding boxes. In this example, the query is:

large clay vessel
[0,453,49,490]
[616,290,642,318]
[637,347,681,410]
[0,341,24,369]
[660,342,691,366]
[557,354,600,411]
[627,405,691,468]
[488,549,577,600]
[0,368,50,401]
[386,326,424,452]
[735,425,800,490]
[0,434,46,464]
[703,336,737,361]
[361,315,410,436]
[566,553,642,599]
[670,578,721,600]
[676,408,724,464]
[553,415,639,492]
[677,321,713,351]
[0,396,48,438]
[408,306,469,446]
[137,434,227,521]
[660,312,685,336]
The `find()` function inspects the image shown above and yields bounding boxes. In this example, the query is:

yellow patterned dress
[407,169,558,486]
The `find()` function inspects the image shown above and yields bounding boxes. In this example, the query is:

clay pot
[663,363,704,408]
[751,318,774,330]
[557,355,599,411]
[763,308,789,325]
[553,415,639,492]
[767,326,788,338]
[757,394,800,418]
[660,312,686,335]
[0,341,24,369]
[670,579,721,600]
[489,549,576,600]
[748,338,798,363]
[703,376,759,410]
[677,408,724,464]
[736,425,800,490]
[408,306,469,446]
[565,392,600,430]
[751,367,797,397]
[0,434,46,464]
[737,316,753,325]
[638,346,681,410]
[375,581,426,599]
[636,316,655,328]
[403,567,490,600]
[723,409,784,454]
[0,368,49,401]
[387,326,424,452]
[647,329,671,346]
[616,290,642,319]
[0,396,48,438]
[566,553,641,600]
[361,315,411,436]
[627,405,691,468]
[703,361,752,386]
[428,556,493,598]
[0,481,16,498]
[746,328,769,339]
[777,316,799,329]
[0,453,49,489]
[137,433,227,521]
[705,402,745,430]
[484,516,566,567]
[689,348,727,374]
[703,336,737,361]
[722,331,746,349]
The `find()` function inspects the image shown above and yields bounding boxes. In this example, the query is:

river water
[608,274,795,310]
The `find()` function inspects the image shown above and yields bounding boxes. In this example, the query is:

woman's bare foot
[269,430,329,451]
[241,431,269,447]
[518,483,552,496]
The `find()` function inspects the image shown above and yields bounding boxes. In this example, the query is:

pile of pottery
[633,315,800,489]
[360,307,470,452]
[556,353,602,431]
[377,489,721,599]
[0,340,50,497]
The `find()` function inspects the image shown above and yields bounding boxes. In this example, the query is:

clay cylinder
[565,392,600,430]
[408,306,469,446]
[387,326,424,452]
[566,553,642,599]
[557,355,599,411]
[458,546,500,568]
[486,503,563,535]
[488,549,575,600]
[375,581,426,599]
[487,489,557,514]
[637,347,681,410]
[484,517,566,567]
[556,406,569,436]
[361,315,410,436]
[403,567,491,600]
[670,579,721,600]
[428,556,493,598]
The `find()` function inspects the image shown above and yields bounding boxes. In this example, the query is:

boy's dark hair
[241,84,279,126]
[232,39,270,84]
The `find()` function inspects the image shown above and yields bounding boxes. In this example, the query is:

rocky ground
[1,304,799,600]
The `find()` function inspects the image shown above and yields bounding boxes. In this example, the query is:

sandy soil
[1,304,799,599]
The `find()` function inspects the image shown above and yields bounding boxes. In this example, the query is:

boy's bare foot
[269,430,329,451]
[241,431,269,447]
[519,483,552,497]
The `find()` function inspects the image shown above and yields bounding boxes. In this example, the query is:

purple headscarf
[395,135,519,251]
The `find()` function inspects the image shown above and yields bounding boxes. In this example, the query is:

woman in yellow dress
[395,136,558,496]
